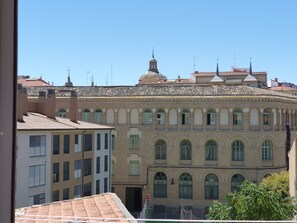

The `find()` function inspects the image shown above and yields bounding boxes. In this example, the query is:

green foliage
[207,172,297,220]
[261,171,289,198]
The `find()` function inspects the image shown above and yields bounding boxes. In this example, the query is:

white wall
[15,131,51,208]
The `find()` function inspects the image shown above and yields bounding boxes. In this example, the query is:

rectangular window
[181,113,190,125]
[33,193,45,205]
[104,133,108,149]
[29,135,46,157]
[83,182,92,196]
[156,112,165,125]
[74,185,81,198]
[207,113,216,125]
[97,133,101,150]
[143,112,152,125]
[104,155,108,172]
[74,134,81,152]
[63,135,70,154]
[29,165,45,187]
[63,188,69,200]
[52,190,59,202]
[84,134,92,151]
[53,135,60,155]
[96,180,100,194]
[84,158,92,176]
[53,163,59,183]
[96,156,100,174]
[104,177,108,193]
[129,135,139,149]
[63,161,69,181]
[233,111,243,126]
[129,161,139,176]
[74,160,81,178]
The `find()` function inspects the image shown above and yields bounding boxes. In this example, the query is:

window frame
[181,109,190,125]
[180,140,192,160]
[207,108,216,125]
[205,174,219,199]
[143,109,153,125]
[233,108,243,126]
[262,139,273,160]
[232,140,244,161]
[179,173,193,199]
[29,135,46,157]
[156,109,165,125]
[154,172,167,198]
[205,140,217,161]
[155,139,167,160]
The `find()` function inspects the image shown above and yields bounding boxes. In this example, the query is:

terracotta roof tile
[15,193,136,223]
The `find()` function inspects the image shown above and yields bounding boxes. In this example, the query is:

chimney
[69,90,78,122]
[46,89,56,119]
[22,87,28,115]
[17,84,24,122]
[37,91,46,115]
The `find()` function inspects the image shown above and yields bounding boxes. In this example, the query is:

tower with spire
[148,49,159,73]
[65,67,73,87]
[210,60,224,84]
[243,58,258,86]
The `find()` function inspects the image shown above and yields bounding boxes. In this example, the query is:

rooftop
[24,85,297,100]
[17,112,114,131]
[15,193,136,223]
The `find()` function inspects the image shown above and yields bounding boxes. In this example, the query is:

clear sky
[18,0,297,86]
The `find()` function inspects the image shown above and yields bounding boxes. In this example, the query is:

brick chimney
[69,90,78,122]
[17,84,24,122]
[37,91,46,115]
[46,89,56,119]
[22,87,28,115]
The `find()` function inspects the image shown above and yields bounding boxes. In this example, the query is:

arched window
[179,173,192,199]
[181,109,190,125]
[154,172,167,198]
[143,109,152,125]
[233,108,243,126]
[231,174,245,192]
[263,108,271,125]
[155,140,166,160]
[94,109,103,124]
[207,108,216,125]
[156,109,165,125]
[58,108,67,118]
[262,140,272,160]
[82,109,90,122]
[205,140,217,161]
[180,140,192,160]
[205,174,219,199]
[232,140,244,161]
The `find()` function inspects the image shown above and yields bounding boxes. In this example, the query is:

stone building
[25,55,297,219]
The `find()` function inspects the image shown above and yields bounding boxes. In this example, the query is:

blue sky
[18,0,297,86]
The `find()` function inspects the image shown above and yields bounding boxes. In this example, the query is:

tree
[207,172,297,220]
[261,171,289,198]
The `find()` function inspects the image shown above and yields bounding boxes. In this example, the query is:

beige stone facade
[24,83,297,219]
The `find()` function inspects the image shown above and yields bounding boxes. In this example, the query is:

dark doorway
[125,187,142,217]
